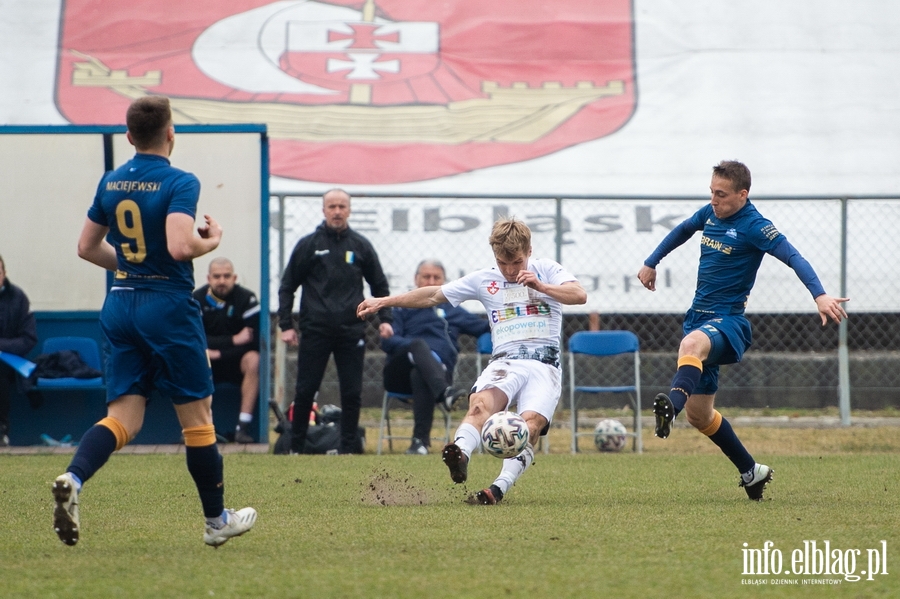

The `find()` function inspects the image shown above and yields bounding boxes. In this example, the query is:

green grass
[2,441,899,598]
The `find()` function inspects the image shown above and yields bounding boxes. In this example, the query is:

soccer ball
[481,411,530,458]
[594,419,628,452]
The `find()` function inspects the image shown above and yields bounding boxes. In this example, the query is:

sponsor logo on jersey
[700,235,733,255]
[490,302,551,323]
[760,223,781,241]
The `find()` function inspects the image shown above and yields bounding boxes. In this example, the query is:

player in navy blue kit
[52,96,256,546]
[637,161,848,500]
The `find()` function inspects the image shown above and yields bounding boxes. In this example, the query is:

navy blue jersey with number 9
[87,153,200,294]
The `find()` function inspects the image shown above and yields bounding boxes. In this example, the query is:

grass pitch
[2,427,899,599]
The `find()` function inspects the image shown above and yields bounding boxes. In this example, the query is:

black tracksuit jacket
[277,223,392,336]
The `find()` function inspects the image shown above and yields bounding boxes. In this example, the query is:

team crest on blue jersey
[726,228,737,239]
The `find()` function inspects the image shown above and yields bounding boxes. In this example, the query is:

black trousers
[290,330,365,454]
[383,339,449,445]
[0,363,12,431]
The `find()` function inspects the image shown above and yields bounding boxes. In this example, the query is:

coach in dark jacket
[0,255,38,445]
[381,260,490,454]
[278,189,392,454]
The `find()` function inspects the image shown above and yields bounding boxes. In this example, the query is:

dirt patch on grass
[361,468,436,506]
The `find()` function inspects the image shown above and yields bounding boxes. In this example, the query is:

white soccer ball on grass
[481,411,530,458]
[594,418,628,452]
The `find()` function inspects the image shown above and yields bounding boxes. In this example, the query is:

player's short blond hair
[489,218,531,259]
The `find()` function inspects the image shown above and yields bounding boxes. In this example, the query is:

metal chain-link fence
[270,194,900,415]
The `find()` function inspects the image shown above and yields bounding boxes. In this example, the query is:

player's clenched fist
[357,298,383,319]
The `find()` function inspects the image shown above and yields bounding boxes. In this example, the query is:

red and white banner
[57,0,635,184]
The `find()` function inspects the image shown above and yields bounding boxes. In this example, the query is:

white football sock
[453,423,480,459]
[493,443,535,495]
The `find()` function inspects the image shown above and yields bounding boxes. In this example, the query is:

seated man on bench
[194,257,260,443]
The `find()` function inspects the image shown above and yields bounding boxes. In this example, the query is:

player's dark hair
[712,160,751,193]
[126,96,172,150]
[489,218,531,259]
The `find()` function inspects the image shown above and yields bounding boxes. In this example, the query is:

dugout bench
[7,312,267,446]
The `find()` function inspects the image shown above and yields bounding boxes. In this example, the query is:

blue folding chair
[567,331,642,453]
[474,332,492,372]
[36,337,104,389]
[377,350,452,455]
[377,391,452,455]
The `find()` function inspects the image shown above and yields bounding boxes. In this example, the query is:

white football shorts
[472,358,561,423]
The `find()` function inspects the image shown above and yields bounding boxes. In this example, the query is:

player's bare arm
[77,218,118,271]
[357,285,447,319]
[815,294,850,325]
[517,271,587,305]
[167,213,221,261]
[637,265,657,291]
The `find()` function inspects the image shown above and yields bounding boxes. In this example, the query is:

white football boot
[204,507,258,547]
[740,463,774,501]
[52,473,81,546]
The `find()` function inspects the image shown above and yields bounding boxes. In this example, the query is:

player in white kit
[357,218,586,504]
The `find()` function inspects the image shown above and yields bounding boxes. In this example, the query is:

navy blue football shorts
[100,288,214,404]
[683,310,752,395]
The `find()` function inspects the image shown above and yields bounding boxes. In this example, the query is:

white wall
[0,130,264,311]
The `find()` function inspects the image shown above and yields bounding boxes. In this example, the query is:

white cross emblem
[327,53,400,80]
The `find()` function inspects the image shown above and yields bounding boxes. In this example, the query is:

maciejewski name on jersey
[105,180,162,192]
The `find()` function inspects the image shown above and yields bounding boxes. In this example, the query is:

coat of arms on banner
[57,0,635,184]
